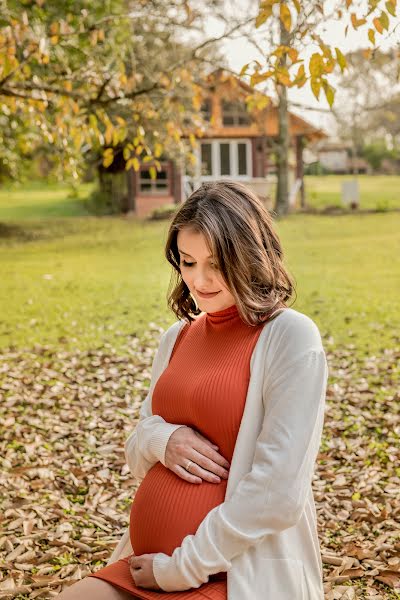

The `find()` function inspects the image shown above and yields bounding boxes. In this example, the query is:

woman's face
[177,227,236,313]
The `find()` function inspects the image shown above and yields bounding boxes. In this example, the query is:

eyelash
[181,260,218,269]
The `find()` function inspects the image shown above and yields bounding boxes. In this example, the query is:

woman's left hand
[128,553,162,590]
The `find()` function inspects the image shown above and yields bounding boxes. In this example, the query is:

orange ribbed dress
[89,303,266,598]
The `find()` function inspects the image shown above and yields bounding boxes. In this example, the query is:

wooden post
[295,135,305,208]
[172,161,182,205]
[126,168,136,213]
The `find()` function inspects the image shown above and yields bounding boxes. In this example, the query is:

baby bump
[129,461,227,556]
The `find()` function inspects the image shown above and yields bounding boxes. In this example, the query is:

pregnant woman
[57,180,328,600]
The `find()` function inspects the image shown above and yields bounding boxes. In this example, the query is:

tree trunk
[274,13,290,216]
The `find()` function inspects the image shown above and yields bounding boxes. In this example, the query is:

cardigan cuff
[152,552,191,592]
[148,423,187,467]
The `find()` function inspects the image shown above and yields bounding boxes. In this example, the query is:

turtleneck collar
[205,303,239,325]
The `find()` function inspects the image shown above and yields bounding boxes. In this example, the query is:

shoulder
[264,307,325,363]
[159,318,187,350]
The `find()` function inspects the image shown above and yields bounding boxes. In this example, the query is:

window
[201,143,212,176]
[139,166,170,194]
[220,143,230,176]
[199,140,251,178]
[222,100,251,126]
[238,143,247,175]
[200,99,212,122]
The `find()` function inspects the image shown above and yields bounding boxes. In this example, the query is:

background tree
[330,48,400,170]
[242,0,398,215]
[0,0,247,185]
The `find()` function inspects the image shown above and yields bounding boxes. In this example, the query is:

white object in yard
[289,178,302,207]
[341,180,359,206]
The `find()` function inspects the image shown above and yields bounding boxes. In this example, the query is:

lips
[196,290,221,298]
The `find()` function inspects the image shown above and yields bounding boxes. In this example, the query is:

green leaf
[323,83,335,107]
[385,0,396,16]
[379,10,390,30]
[335,48,347,72]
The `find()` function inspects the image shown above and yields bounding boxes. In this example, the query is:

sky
[195,1,400,137]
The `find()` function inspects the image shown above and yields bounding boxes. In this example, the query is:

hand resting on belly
[164,426,230,485]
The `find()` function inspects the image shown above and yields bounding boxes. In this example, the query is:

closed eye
[182,260,195,267]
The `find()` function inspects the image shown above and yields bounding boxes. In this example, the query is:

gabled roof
[200,68,327,141]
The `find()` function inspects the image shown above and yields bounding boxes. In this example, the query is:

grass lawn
[0,181,94,220]
[304,174,400,210]
[0,180,399,357]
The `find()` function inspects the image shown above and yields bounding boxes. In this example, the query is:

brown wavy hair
[165,180,296,326]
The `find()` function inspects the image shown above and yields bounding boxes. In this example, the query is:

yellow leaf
[310,78,321,100]
[362,48,372,60]
[126,157,140,171]
[293,64,306,85]
[149,166,157,180]
[104,126,113,146]
[368,28,376,44]
[154,142,163,158]
[240,63,250,76]
[276,69,291,86]
[89,114,97,130]
[288,48,299,63]
[346,0,352,7]
[280,3,292,32]
[112,129,119,147]
[335,47,347,72]
[50,35,58,45]
[135,145,143,155]
[309,53,323,78]
[123,147,131,161]
[373,16,383,33]
[255,7,272,28]
[102,149,114,168]
[351,13,367,28]
[250,70,275,85]
[324,58,335,73]
[292,0,301,13]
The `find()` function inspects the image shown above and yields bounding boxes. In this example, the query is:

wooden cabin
[103,69,327,218]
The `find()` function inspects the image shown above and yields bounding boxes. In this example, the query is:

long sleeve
[125,328,186,482]
[152,342,329,591]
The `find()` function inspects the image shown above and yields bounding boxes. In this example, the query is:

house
[313,139,371,174]
[102,69,328,218]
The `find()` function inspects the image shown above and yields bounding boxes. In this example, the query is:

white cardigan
[106,307,329,600]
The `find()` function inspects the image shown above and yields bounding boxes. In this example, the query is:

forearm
[125,416,186,480]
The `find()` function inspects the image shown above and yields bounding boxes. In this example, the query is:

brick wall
[135,194,175,219]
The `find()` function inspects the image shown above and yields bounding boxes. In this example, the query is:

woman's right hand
[164,426,230,484]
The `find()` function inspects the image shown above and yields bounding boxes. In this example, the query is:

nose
[193,266,215,290]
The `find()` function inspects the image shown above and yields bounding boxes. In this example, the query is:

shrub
[148,203,179,220]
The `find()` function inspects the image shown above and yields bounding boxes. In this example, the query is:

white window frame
[196,139,252,180]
